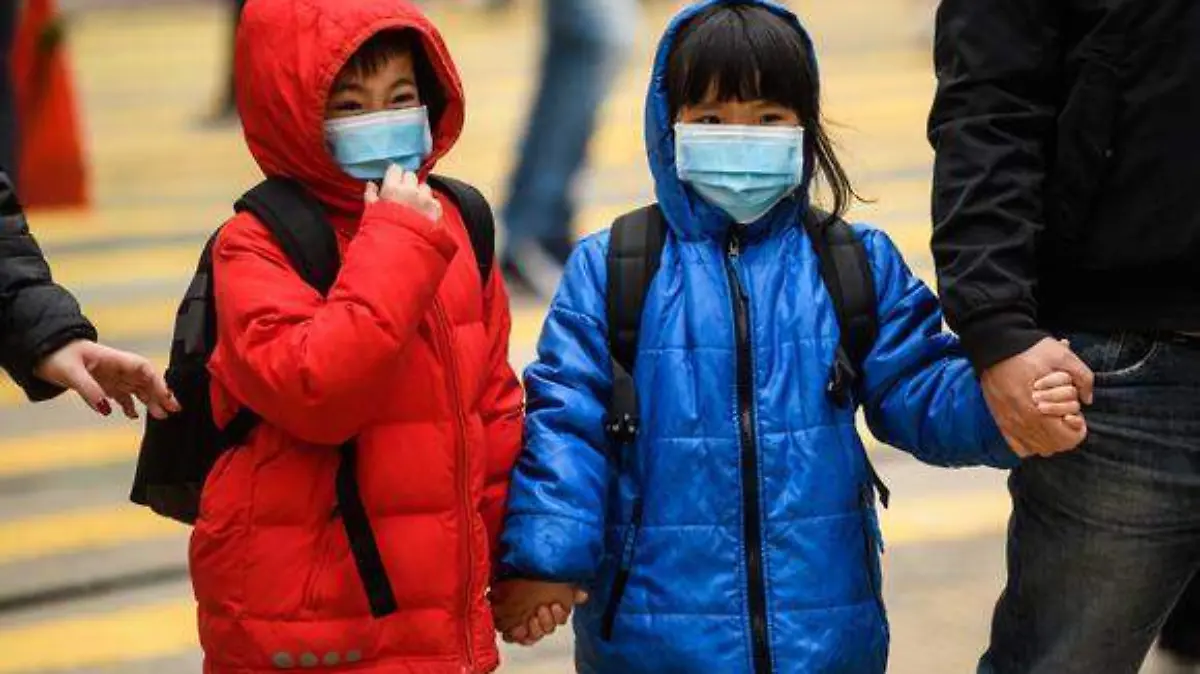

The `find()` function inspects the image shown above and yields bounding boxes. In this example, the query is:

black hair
[666,4,861,220]
[339,29,447,128]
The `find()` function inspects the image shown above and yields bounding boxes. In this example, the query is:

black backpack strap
[234,178,341,294]
[427,174,495,284]
[604,205,667,447]
[223,178,343,449]
[803,209,878,404]
[336,441,398,617]
[234,178,398,617]
[803,208,889,507]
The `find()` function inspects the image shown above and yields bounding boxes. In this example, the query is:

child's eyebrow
[390,77,416,90]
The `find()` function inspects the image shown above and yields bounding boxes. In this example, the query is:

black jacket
[0,169,96,400]
[929,0,1200,370]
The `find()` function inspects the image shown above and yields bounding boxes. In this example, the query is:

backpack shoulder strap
[804,208,889,507]
[426,174,495,284]
[604,204,667,444]
[804,208,878,400]
[234,178,341,295]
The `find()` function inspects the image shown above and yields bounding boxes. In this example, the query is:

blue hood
[645,0,821,241]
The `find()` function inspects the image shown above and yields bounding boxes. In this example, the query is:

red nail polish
[97,400,112,416]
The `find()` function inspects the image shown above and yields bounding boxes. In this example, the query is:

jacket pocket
[600,497,643,641]
[301,520,336,615]
[1051,57,1123,246]
[859,486,885,619]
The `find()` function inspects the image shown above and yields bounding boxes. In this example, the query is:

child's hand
[1032,370,1086,431]
[490,579,588,646]
[365,165,442,223]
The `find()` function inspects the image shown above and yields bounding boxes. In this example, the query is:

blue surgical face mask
[674,123,806,224]
[325,106,433,180]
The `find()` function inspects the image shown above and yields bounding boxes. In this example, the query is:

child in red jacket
[190,1,523,672]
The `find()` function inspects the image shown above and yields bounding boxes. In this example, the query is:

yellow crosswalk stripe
[0,506,182,566]
[0,601,197,674]
[0,426,137,478]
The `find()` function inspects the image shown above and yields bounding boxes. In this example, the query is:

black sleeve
[927,0,1064,371]
[0,169,98,401]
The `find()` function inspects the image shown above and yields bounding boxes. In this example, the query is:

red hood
[235,0,465,217]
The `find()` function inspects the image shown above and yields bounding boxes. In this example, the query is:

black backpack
[130,174,494,618]
[602,204,890,507]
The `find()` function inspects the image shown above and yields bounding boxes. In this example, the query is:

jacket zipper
[724,232,772,674]
[601,496,643,641]
[433,301,476,671]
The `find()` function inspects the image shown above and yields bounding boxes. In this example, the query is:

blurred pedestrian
[204,0,245,125]
[0,169,177,418]
[929,0,1200,671]
[499,0,636,299]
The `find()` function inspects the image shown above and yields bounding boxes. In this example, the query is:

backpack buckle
[827,355,858,408]
[605,412,640,444]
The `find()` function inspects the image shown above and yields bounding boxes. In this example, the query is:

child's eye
[760,114,785,125]
[697,115,722,125]
[333,100,362,112]
[390,93,417,107]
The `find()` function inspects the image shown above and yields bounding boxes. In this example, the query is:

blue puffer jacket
[499,2,1017,672]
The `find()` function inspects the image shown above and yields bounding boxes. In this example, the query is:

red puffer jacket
[189,1,523,672]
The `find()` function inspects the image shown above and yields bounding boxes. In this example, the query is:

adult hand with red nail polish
[34,340,181,419]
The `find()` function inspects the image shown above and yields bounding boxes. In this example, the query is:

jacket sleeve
[858,229,1018,469]
[209,200,458,445]
[477,266,525,571]
[927,0,1063,370]
[0,169,98,401]
[499,234,611,584]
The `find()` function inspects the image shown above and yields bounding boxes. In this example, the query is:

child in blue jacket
[492,2,1084,673]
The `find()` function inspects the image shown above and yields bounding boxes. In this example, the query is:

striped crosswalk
[0,1,1019,672]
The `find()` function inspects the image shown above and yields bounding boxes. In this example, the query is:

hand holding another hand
[982,338,1094,458]
[491,579,589,647]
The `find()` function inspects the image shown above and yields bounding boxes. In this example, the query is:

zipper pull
[727,231,741,257]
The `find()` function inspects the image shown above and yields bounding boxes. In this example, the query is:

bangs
[344,30,415,79]
[667,5,814,117]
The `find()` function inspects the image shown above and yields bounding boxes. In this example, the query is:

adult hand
[35,340,180,420]
[981,337,1093,457]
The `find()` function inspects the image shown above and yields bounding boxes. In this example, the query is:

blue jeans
[980,331,1200,674]
[501,0,635,256]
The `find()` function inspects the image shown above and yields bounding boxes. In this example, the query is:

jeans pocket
[1067,332,1161,381]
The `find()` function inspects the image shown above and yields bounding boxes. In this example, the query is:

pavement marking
[0,506,183,566]
[0,600,196,674]
[882,490,1011,546]
[0,426,138,478]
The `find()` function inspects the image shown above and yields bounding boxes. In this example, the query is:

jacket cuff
[9,323,98,402]
[362,200,459,260]
[958,311,1048,373]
